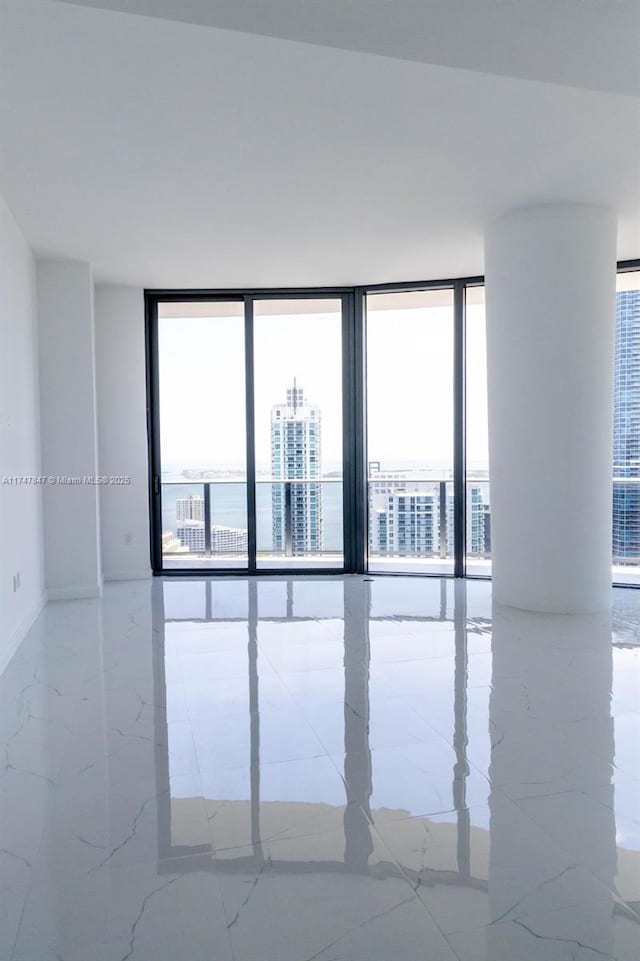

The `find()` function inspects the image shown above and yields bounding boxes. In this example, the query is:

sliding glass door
[151,295,347,573]
[157,301,248,570]
[365,289,455,574]
[253,299,344,569]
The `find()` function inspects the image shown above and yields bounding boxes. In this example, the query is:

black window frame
[145,261,639,585]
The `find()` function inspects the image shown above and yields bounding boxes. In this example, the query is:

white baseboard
[47,585,102,601]
[0,592,47,677]
[103,570,152,582]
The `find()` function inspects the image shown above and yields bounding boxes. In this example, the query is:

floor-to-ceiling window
[148,265,637,583]
[465,285,491,577]
[365,289,455,575]
[253,299,344,569]
[613,268,640,585]
[157,301,248,570]
[150,293,350,574]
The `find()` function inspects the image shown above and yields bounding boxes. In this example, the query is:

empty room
[0,1,639,959]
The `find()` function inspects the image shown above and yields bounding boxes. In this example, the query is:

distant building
[177,520,205,553]
[176,494,204,523]
[467,485,490,556]
[613,289,640,563]
[445,484,489,556]
[369,468,490,558]
[271,380,322,555]
[211,525,248,554]
[370,488,439,557]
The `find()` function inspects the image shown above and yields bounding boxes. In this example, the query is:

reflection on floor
[0,575,639,960]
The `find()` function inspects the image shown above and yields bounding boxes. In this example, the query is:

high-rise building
[446,484,490,557]
[468,485,489,555]
[369,470,445,558]
[211,525,248,554]
[176,494,204,523]
[369,469,490,559]
[371,489,439,557]
[176,521,247,555]
[177,520,205,553]
[613,290,640,563]
[271,380,322,555]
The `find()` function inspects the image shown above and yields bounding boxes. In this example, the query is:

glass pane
[253,299,344,569]
[465,286,491,576]
[366,289,454,574]
[613,271,640,584]
[157,302,248,569]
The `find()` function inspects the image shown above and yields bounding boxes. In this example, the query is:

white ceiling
[0,0,638,287]
[56,0,640,97]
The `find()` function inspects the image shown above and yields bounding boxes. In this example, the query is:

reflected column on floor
[248,579,263,861]
[453,579,470,883]
[488,604,615,958]
[152,578,171,859]
[343,577,373,872]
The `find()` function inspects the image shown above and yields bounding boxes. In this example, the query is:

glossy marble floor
[1,576,639,961]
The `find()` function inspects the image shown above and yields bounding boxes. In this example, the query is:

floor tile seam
[493,786,634,913]
[28,777,205,882]
[364,793,492,827]
[197,747,332,778]
[9,880,36,961]
[354,812,468,951]
[427,874,619,937]
[442,899,622,961]
[368,788,627,919]
[364,739,490,784]
[0,783,50,883]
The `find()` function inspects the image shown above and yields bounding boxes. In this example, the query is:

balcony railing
[368,477,491,572]
[160,475,640,580]
[161,479,343,568]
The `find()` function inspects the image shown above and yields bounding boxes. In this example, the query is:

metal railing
[161,478,343,560]
[158,474,640,574]
[367,477,491,561]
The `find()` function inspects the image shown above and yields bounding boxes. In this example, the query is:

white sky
[158,301,489,474]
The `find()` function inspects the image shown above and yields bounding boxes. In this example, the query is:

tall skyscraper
[613,289,640,562]
[176,494,204,523]
[271,380,323,555]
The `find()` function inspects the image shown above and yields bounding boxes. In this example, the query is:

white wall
[0,194,45,674]
[37,260,102,599]
[94,285,150,579]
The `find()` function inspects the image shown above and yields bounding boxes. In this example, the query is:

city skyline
[271,379,323,555]
[159,287,640,568]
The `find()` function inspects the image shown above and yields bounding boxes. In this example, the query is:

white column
[37,260,102,599]
[485,204,616,613]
